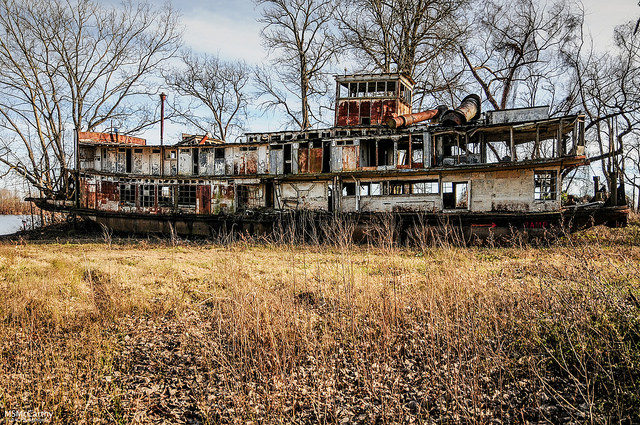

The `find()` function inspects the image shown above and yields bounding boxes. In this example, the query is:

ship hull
[29,198,629,242]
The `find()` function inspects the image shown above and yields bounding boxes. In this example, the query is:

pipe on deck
[440,94,481,126]
[386,105,447,129]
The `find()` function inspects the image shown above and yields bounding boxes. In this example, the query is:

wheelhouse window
[534,171,557,200]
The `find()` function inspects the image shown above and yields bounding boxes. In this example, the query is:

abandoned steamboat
[32,72,628,239]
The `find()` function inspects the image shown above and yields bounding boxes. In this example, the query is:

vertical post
[160,92,166,177]
[74,127,80,208]
[510,127,515,162]
[633,175,636,212]
[557,119,563,157]
[534,124,540,159]
[334,80,340,126]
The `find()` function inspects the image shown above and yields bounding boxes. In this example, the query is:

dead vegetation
[0,220,639,424]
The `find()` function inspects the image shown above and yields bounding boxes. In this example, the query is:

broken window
[370,182,382,196]
[360,139,376,167]
[177,184,197,207]
[386,81,396,96]
[412,180,439,194]
[378,140,394,166]
[389,181,410,195]
[359,183,369,196]
[158,185,173,207]
[141,185,155,207]
[534,171,557,200]
[400,83,411,104]
[342,182,356,196]
[443,182,469,209]
[397,140,409,166]
[119,183,136,206]
[412,142,424,164]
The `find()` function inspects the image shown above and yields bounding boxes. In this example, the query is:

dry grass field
[0,220,639,424]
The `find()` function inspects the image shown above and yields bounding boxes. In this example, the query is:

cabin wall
[462,167,561,213]
[278,182,328,211]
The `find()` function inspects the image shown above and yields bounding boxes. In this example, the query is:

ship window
[443,182,468,209]
[214,148,225,159]
[177,184,197,207]
[158,185,173,207]
[534,171,557,200]
[342,182,356,197]
[141,185,155,207]
[412,142,424,163]
[349,82,358,97]
[119,183,136,206]
[412,180,439,194]
[378,140,394,166]
[370,182,382,196]
[390,181,409,195]
[397,141,409,166]
[386,81,396,96]
[134,149,143,154]
[357,82,366,96]
[359,183,369,196]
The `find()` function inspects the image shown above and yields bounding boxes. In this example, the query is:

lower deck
[77,163,566,217]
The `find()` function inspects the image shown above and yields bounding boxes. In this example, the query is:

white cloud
[181,9,267,64]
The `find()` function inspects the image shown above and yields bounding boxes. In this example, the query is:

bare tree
[459,0,582,112]
[562,20,640,199]
[0,0,181,197]
[255,0,339,129]
[336,0,468,106]
[166,52,251,142]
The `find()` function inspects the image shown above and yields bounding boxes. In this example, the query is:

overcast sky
[175,0,637,63]
[145,0,638,137]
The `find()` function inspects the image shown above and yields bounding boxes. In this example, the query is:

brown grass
[0,221,639,423]
[0,189,34,215]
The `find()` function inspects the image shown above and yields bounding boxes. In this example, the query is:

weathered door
[197,185,211,214]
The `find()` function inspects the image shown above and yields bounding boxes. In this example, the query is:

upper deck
[78,112,586,180]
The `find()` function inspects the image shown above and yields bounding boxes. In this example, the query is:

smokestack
[160,92,166,176]
[160,92,167,145]
[440,94,481,126]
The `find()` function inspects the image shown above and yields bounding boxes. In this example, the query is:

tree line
[0,0,638,203]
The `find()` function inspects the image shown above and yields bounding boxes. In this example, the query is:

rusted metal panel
[336,101,349,126]
[342,145,358,171]
[370,100,383,124]
[347,101,359,126]
[298,147,309,173]
[97,180,119,211]
[310,148,323,173]
[382,100,396,122]
[197,185,211,214]
[78,131,146,146]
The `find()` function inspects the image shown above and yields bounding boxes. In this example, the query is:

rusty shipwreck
[31,72,629,239]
